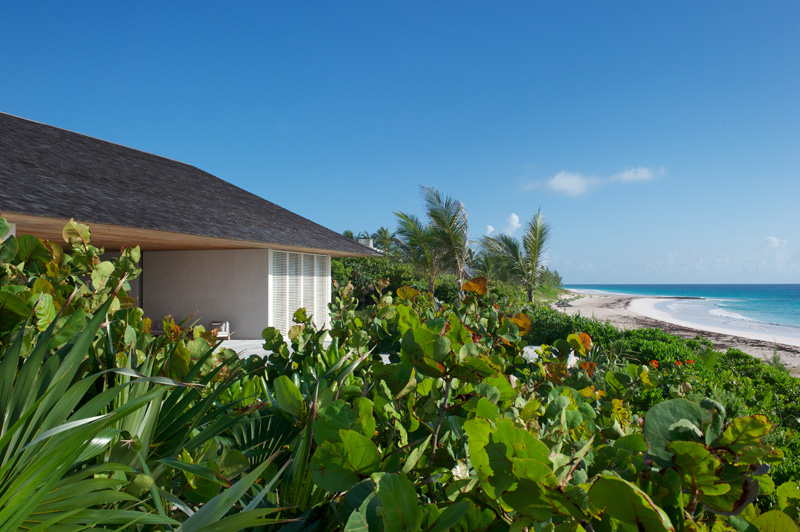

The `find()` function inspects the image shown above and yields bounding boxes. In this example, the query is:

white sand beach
[555,292,800,374]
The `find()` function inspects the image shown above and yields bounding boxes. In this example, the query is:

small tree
[393,212,447,294]
[479,208,551,302]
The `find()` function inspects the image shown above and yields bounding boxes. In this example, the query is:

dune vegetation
[1,214,799,531]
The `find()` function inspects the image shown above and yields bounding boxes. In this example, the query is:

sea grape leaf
[453,501,496,531]
[0,291,29,318]
[343,509,370,532]
[588,476,675,532]
[311,430,381,492]
[90,261,115,291]
[578,333,592,351]
[475,397,499,420]
[553,339,571,357]
[373,363,416,399]
[776,481,800,511]
[706,412,725,446]
[567,334,587,356]
[498,319,519,344]
[752,510,799,532]
[447,313,473,345]
[668,419,704,441]
[272,375,305,418]
[463,418,496,497]
[33,293,57,331]
[462,276,487,295]
[579,361,597,378]
[394,304,420,336]
[614,433,647,454]
[546,362,568,385]
[16,234,51,264]
[0,235,17,263]
[429,500,470,532]
[644,399,712,468]
[401,435,431,474]
[667,441,727,496]
[503,458,556,512]
[62,218,91,246]
[754,474,775,497]
[465,417,551,502]
[492,418,551,463]
[509,313,531,336]
[374,472,419,532]
[354,397,376,439]
[458,342,481,363]
[482,374,516,401]
[700,476,760,516]
[718,415,772,452]
[340,478,377,525]
[315,400,360,444]
[401,329,445,378]
[396,286,420,301]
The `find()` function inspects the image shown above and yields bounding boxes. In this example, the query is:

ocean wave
[709,308,759,322]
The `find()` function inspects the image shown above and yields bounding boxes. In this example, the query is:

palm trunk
[455,271,464,307]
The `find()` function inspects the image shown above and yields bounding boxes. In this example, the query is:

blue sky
[2,2,798,283]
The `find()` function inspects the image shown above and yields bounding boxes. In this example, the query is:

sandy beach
[555,292,800,375]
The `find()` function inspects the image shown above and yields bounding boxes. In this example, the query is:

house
[0,112,379,338]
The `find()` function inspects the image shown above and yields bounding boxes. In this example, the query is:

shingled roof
[0,112,379,256]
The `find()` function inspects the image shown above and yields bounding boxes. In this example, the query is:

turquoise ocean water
[564,284,800,341]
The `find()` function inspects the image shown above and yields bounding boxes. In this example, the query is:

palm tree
[393,212,447,294]
[371,226,398,254]
[421,187,470,302]
[479,208,551,302]
[472,248,506,281]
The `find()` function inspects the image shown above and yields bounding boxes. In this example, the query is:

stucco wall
[142,249,270,339]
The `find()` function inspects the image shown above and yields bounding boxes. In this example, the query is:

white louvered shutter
[270,250,331,335]
[287,253,302,328]
[303,254,316,323]
[271,251,288,334]
[315,255,330,327]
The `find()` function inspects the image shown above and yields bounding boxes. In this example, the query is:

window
[268,250,331,334]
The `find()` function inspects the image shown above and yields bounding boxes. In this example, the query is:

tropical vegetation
[478,208,552,302]
[340,187,563,307]
[1,215,798,531]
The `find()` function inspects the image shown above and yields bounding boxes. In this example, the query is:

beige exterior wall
[142,249,271,339]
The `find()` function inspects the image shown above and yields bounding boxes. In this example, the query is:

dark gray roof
[0,112,379,256]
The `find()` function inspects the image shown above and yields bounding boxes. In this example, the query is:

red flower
[649,360,659,369]
[687,360,694,364]
[675,361,684,366]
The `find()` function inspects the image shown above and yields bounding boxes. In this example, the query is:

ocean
[564,284,800,341]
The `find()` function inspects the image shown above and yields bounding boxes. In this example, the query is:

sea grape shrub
[0,217,144,352]
[260,278,798,530]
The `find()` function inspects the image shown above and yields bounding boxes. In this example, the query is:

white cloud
[485,225,495,236]
[611,166,656,182]
[527,165,665,196]
[546,171,593,196]
[764,236,787,249]
[503,213,521,235]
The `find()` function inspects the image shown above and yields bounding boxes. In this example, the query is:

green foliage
[3,215,798,531]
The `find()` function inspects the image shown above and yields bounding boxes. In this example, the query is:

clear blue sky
[2,2,798,283]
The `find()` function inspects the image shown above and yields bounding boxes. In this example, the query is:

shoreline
[555,291,800,374]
